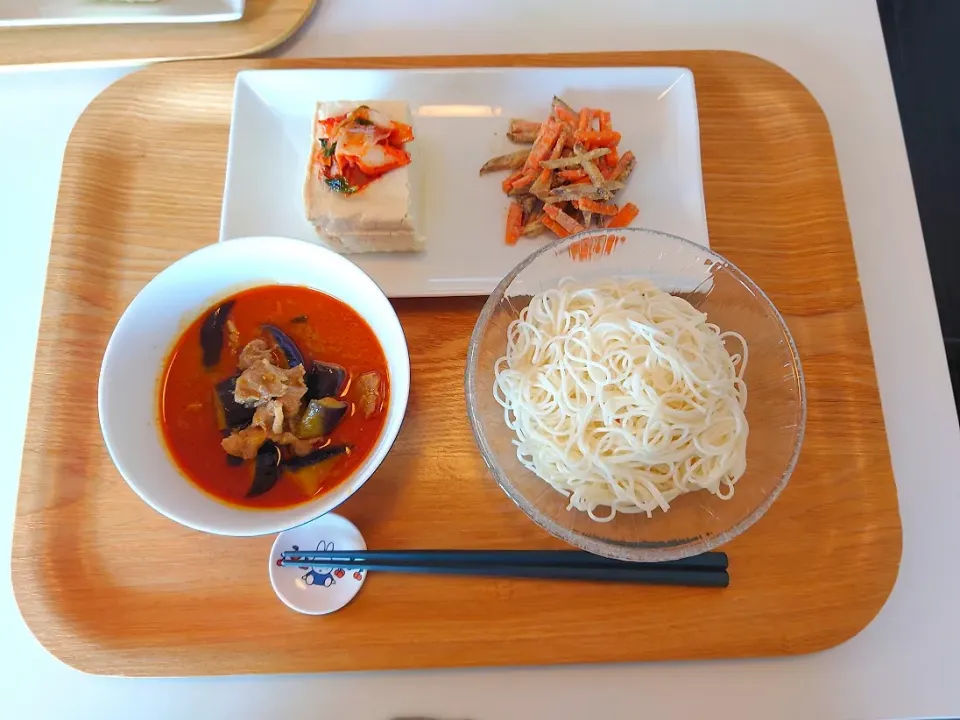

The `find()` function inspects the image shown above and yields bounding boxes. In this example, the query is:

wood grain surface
[0,0,315,66]
[11,52,902,676]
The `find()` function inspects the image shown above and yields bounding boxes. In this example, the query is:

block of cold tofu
[309,227,419,255]
[303,100,423,254]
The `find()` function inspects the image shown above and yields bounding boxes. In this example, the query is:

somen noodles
[493,278,748,521]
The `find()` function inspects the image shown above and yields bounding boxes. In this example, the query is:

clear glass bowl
[465,228,806,562]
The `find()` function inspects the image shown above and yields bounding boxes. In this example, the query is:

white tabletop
[2,1,958,718]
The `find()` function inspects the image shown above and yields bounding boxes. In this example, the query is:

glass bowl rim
[464,226,808,562]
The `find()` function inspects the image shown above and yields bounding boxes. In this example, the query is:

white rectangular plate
[0,0,243,27]
[221,67,708,298]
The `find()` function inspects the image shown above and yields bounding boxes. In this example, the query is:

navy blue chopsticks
[278,549,729,588]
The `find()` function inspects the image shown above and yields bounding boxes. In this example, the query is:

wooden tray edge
[170,0,318,63]
[0,0,317,67]
[12,50,903,674]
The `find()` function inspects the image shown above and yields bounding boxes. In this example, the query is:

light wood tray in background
[12,52,902,676]
[0,0,315,66]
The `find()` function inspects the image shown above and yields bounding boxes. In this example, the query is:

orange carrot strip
[541,215,571,238]
[511,171,537,190]
[605,202,639,229]
[558,168,588,182]
[542,204,565,220]
[501,169,523,194]
[549,130,567,160]
[599,110,612,132]
[610,150,636,182]
[577,198,620,216]
[543,204,586,234]
[575,130,621,147]
[532,130,564,195]
[553,103,579,124]
[542,119,562,146]
[577,107,591,134]
[521,119,561,174]
[505,202,523,245]
[604,148,619,169]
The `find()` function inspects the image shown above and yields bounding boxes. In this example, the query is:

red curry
[159,285,389,509]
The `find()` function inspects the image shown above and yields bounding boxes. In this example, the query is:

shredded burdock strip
[519,194,539,217]
[581,159,607,189]
[507,129,538,144]
[548,180,624,203]
[539,147,610,169]
[480,149,531,175]
[521,218,545,237]
[552,96,577,123]
[509,119,541,134]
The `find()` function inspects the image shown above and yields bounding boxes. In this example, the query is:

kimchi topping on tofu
[313,104,414,195]
[481,96,640,244]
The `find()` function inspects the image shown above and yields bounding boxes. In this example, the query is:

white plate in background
[221,67,708,298]
[0,0,244,27]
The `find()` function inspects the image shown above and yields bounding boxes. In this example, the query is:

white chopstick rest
[269,513,367,615]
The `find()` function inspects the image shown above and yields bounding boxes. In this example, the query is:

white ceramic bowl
[98,236,410,536]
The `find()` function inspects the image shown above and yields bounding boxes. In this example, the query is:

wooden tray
[0,0,315,67]
[12,52,902,676]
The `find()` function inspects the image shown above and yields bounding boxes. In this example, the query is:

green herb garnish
[352,105,373,126]
[324,176,357,194]
[319,138,337,158]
